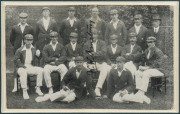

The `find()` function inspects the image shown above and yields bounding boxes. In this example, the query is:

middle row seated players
[43,29,139,97]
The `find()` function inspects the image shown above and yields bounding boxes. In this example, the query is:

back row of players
[10,6,167,104]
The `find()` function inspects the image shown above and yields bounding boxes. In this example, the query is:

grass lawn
[6,73,173,110]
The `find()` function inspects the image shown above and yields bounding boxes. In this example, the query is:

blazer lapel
[39,19,47,32]
[131,44,137,53]
[148,47,155,59]
[137,25,143,35]
[110,23,116,32]
[31,48,36,60]
[47,18,53,32]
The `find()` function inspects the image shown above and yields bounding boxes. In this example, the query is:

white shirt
[18,23,29,46]
[43,17,50,31]
[76,69,81,79]
[71,42,77,51]
[134,24,142,34]
[67,17,77,27]
[130,44,135,53]
[154,26,159,33]
[18,23,28,33]
[22,45,33,67]
[110,19,119,30]
[111,44,117,54]
[92,40,98,52]
[50,41,58,51]
[147,49,151,59]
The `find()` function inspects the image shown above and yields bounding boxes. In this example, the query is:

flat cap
[110,34,118,39]
[24,34,33,40]
[146,36,156,42]
[19,12,28,18]
[42,7,50,12]
[68,7,75,11]
[134,14,142,19]
[110,9,118,15]
[116,56,126,63]
[128,32,136,37]
[152,14,161,21]
[74,56,84,61]
[69,32,78,38]
[49,31,58,37]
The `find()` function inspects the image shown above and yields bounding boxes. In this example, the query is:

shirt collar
[111,44,117,49]
[50,41,58,46]
[93,40,98,44]
[90,16,101,22]
[110,19,119,24]
[134,24,142,28]
[154,26,159,30]
[18,23,29,27]
[22,44,34,51]
[67,17,77,21]
[117,68,126,77]
[71,42,77,46]
[43,17,50,21]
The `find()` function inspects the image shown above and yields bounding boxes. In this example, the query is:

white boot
[95,87,101,97]
[23,89,29,99]
[35,87,44,96]
[49,87,53,94]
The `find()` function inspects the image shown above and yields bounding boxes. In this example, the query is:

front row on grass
[13,31,166,104]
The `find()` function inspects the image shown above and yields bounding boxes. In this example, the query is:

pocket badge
[75,28,77,31]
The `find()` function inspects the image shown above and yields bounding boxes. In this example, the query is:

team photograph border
[1,1,179,113]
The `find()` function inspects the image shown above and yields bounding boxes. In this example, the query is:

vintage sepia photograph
[1,1,179,113]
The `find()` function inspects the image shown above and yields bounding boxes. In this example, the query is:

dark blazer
[83,39,107,63]
[62,66,96,99]
[105,20,127,47]
[10,24,34,54]
[106,44,123,64]
[85,17,106,41]
[106,68,135,99]
[35,18,58,51]
[59,18,81,45]
[122,44,142,63]
[128,25,148,50]
[146,27,166,54]
[14,45,36,68]
[61,43,83,62]
[142,46,164,68]
[42,42,65,66]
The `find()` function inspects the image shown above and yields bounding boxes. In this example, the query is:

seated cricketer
[134,36,165,104]
[35,56,96,103]
[43,31,68,94]
[104,56,135,103]
[106,34,123,68]
[61,32,83,69]
[14,34,43,99]
[122,32,142,77]
[104,56,151,104]
[83,28,111,97]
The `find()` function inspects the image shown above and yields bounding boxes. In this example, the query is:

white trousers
[17,66,43,89]
[135,69,164,92]
[83,62,111,89]
[44,64,68,88]
[124,61,137,79]
[50,89,76,103]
